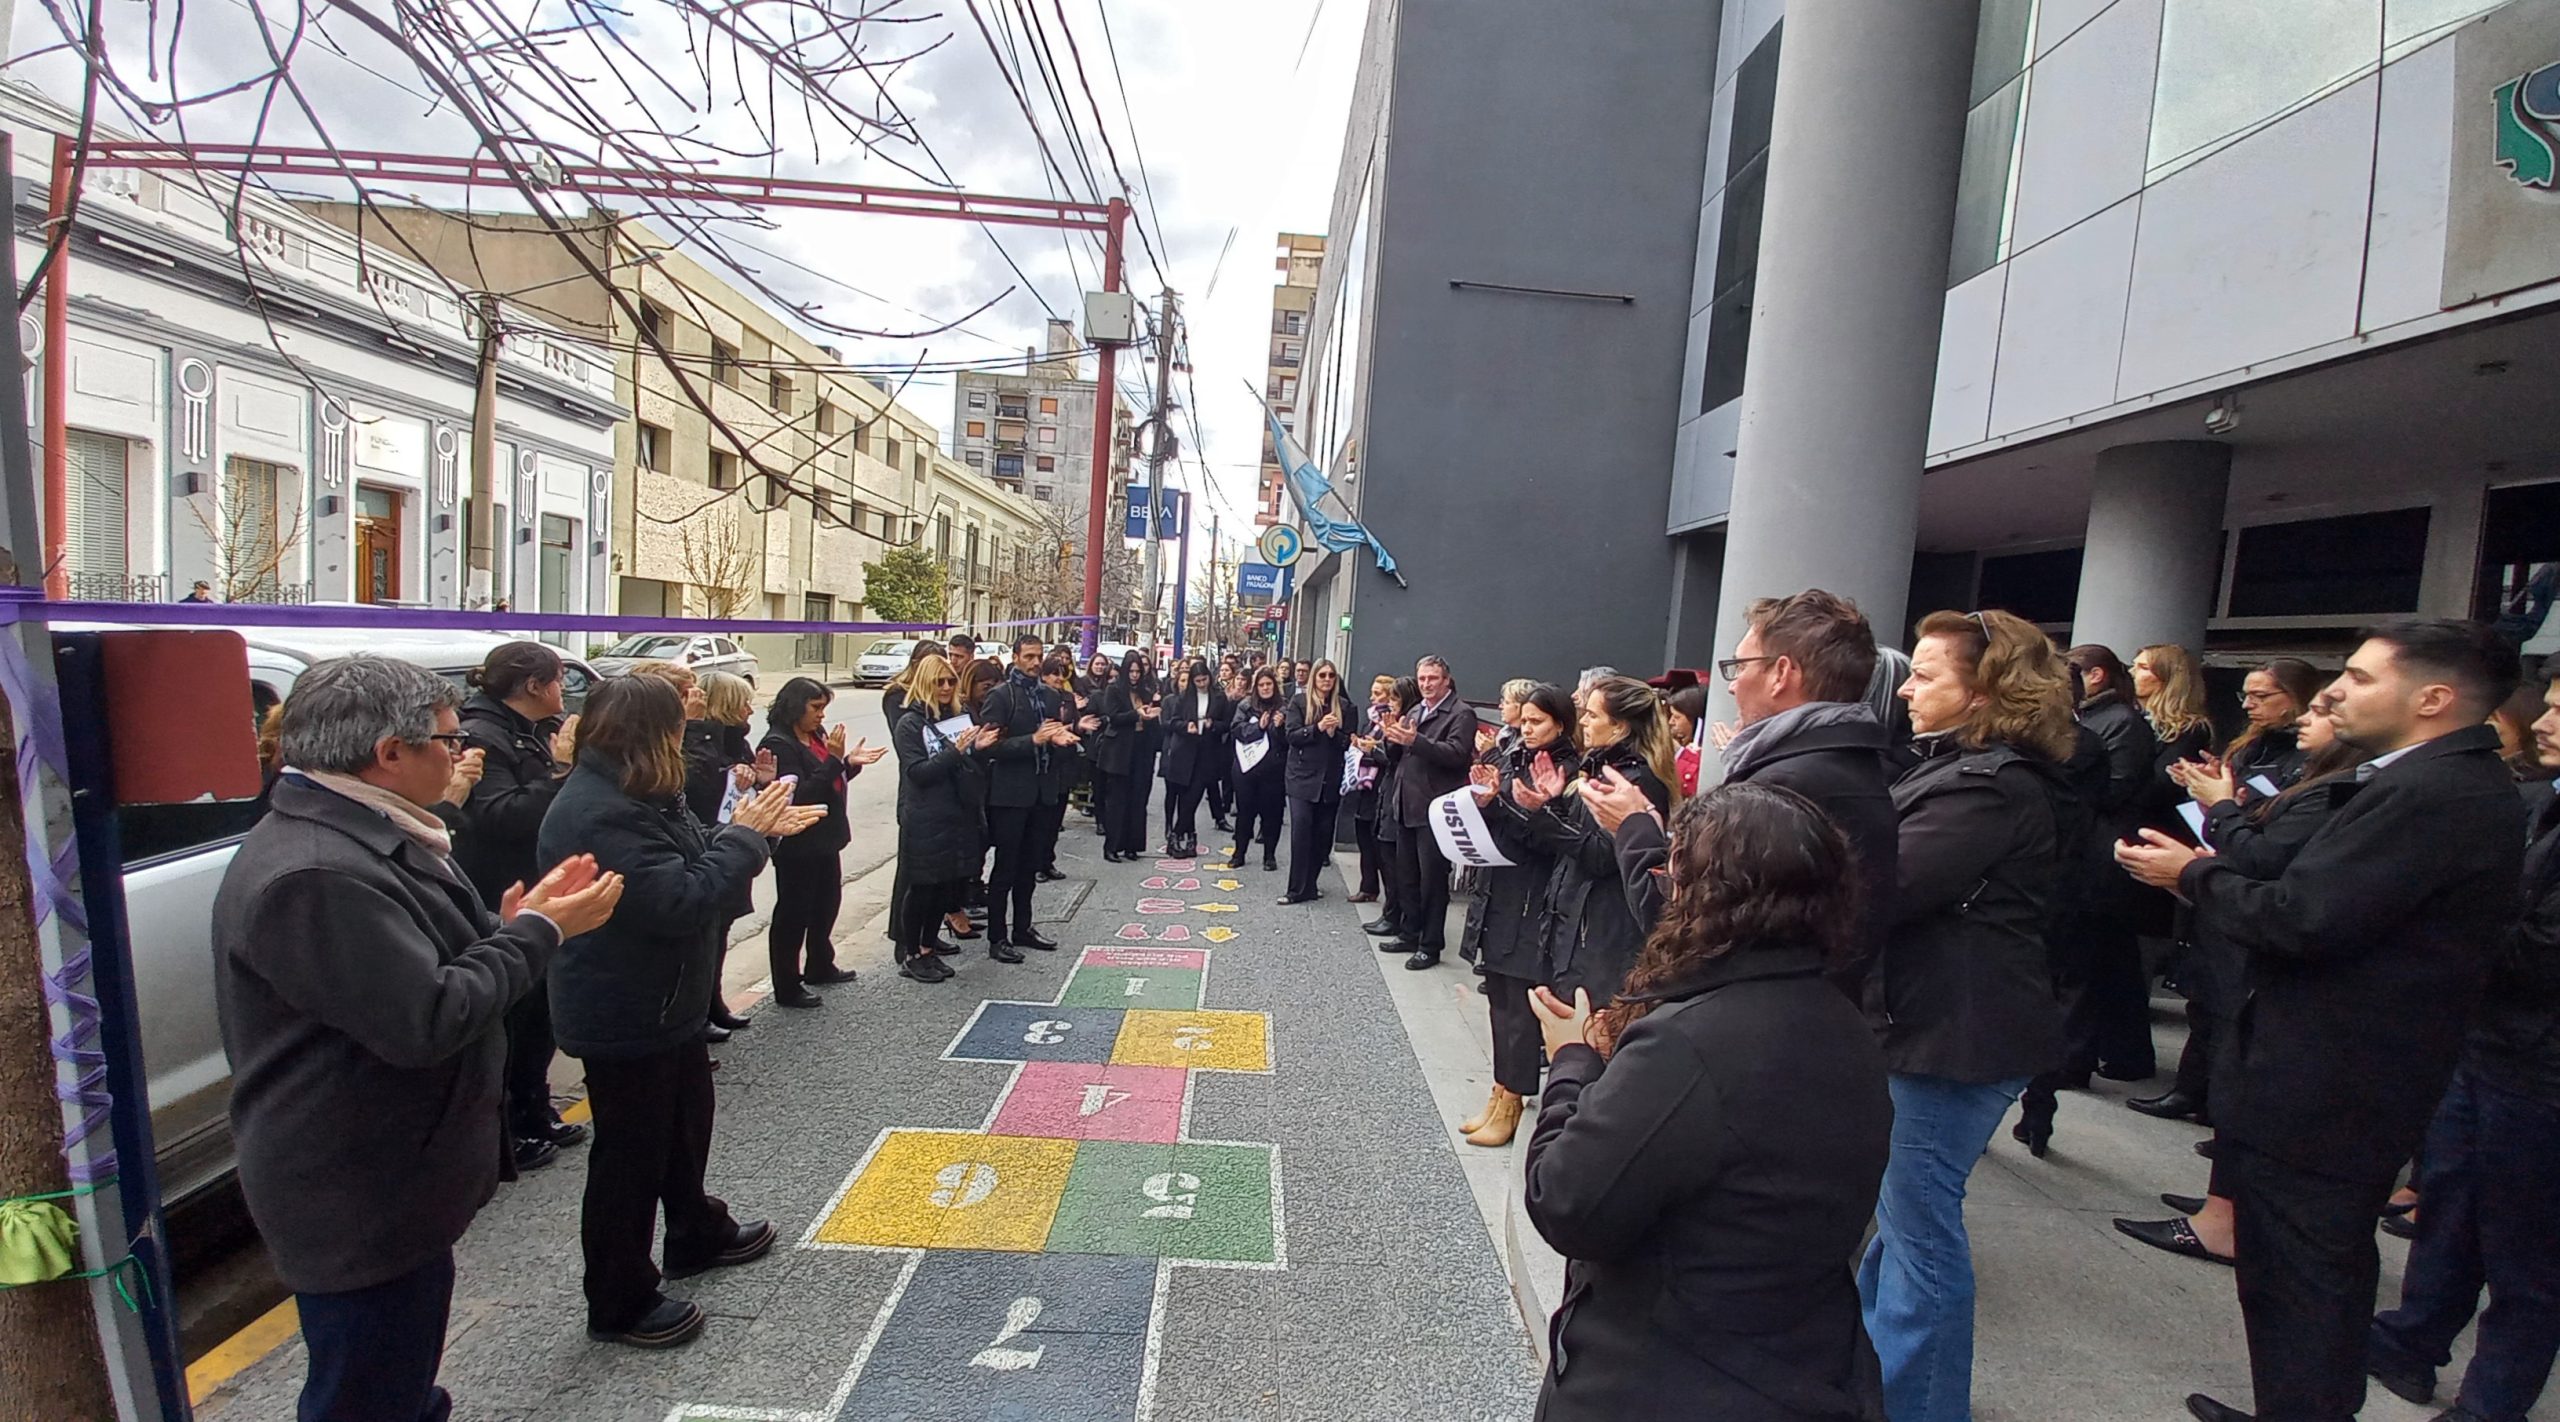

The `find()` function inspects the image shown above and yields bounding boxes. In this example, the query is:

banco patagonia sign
[2493,57,2560,190]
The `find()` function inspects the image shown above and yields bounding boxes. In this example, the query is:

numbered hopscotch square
[1110,1008,1272,1072]
[988,1063,1186,1143]
[1059,964,1205,1011]
[946,1002,1128,1064]
[1045,1139,1279,1264]
[811,1130,1076,1252]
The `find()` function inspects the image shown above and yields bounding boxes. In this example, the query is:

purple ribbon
[0,594,1096,639]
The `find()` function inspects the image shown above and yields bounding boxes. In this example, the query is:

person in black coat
[976,634,1074,961]
[1522,782,1893,1422]
[1278,660,1353,904]
[891,654,997,983]
[1861,609,2078,1422]
[1495,675,1678,993]
[1158,658,1229,859]
[758,677,884,1008]
[1206,657,1240,833]
[2366,665,2560,1422]
[2220,658,2323,792]
[681,670,773,1040]
[538,673,823,1349]
[2055,644,2162,1085]
[455,641,589,1168]
[1078,653,1118,828]
[1377,656,1480,963]
[1347,674,1397,908]
[2117,620,2527,1422]
[1039,655,1099,877]
[1454,682,1576,1149]
[1095,649,1162,861]
[1225,667,1289,871]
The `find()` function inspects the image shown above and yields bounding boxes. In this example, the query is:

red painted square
[988,1062,1188,1144]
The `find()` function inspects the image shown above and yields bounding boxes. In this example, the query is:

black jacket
[1717,703,1900,1001]
[758,726,856,862]
[1094,679,1159,778]
[1462,739,1561,979]
[2181,725,2526,1180]
[1282,692,1353,804]
[1874,736,2070,1083]
[893,705,988,882]
[1388,694,1480,828]
[213,776,560,1293]
[2078,695,2158,846]
[1502,741,1672,1006]
[538,760,771,1060]
[453,692,565,910]
[1524,944,1892,1422]
[2141,719,2218,832]
[1348,704,1394,820]
[2472,788,2560,1105]
[978,673,1065,808]
[2185,784,2348,1039]
[1230,696,1289,784]
[681,719,758,918]
[2225,726,2305,793]
[1161,685,1231,788]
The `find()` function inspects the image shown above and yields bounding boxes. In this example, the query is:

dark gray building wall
[1343,0,1722,692]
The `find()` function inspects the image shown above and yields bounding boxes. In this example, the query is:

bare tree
[187,491,305,604]
[677,511,759,620]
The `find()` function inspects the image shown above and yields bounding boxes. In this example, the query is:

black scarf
[1008,665,1051,776]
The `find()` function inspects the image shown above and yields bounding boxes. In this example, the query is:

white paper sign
[933,712,976,745]
[2247,775,2280,798]
[2176,801,2210,841]
[1431,787,1514,869]
[1235,736,1269,775]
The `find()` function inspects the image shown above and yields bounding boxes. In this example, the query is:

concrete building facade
[1300,0,2560,703]
[1258,233,1325,528]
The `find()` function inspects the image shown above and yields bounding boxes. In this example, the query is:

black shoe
[664,1220,776,1280]
[2010,1108,2053,1159]
[899,955,954,983]
[1036,867,1067,882]
[2380,1212,2420,1240]
[590,1297,706,1350]
[804,965,858,987]
[1403,951,1441,971]
[776,986,825,1009]
[2365,1343,2437,1406]
[2128,1089,2205,1121]
[989,940,1026,964]
[1214,818,1233,833]
[547,1119,591,1149]
[1278,893,1314,906]
[922,934,956,954]
[2112,1216,2233,1266]
[2185,1393,2251,1422]
[1362,918,1399,937]
[2096,1060,2156,1082]
[1262,852,1279,871]
[2159,1192,2208,1215]
[513,1136,560,1171]
[708,1003,752,1031]
[701,1021,732,1044]
[1013,927,1059,952]
[1381,936,1419,954]
[1223,853,1246,870]
[2194,1138,2217,1160]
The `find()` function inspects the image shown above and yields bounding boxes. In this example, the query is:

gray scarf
[1719,700,1882,783]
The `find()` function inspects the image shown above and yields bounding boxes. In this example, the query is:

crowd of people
[203,599,2559,1422]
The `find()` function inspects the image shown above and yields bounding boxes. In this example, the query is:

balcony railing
[996,404,1029,420]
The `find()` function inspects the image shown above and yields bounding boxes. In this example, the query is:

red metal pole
[1078,197,1128,658]
[41,135,73,599]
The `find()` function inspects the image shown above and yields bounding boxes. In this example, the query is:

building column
[2068,441,2232,657]
[1706,0,1982,718]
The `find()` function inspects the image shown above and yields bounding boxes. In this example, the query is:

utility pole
[1077,198,1129,659]
[40,135,73,600]
[467,293,500,606]
[1139,289,1178,652]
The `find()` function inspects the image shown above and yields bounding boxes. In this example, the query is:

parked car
[1095,641,1138,666]
[852,637,926,688]
[102,628,595,1222]
[588,631,759,687]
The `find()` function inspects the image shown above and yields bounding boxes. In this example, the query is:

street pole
[40,135,73,600]
[1077,198,1129,659]
[1140,289,1177,652]
[467,293,499,606]
[1171,487,1191,659]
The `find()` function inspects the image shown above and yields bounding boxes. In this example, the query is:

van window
[119,799,268,866]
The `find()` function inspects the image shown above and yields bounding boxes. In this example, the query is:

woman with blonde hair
[1490,674,1677,993]
[1861,608,2077,1422]
[681,670,771,1041]
[1278,659,1353,905]
[889,652,998,982]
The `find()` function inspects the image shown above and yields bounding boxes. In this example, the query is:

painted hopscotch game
[671,860,1278,1422]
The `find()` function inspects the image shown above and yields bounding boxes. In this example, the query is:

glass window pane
[2150,0,2380,175]
[1971,0,2036,107]
[2228,507,2429,618]
[1949,75,2026,286]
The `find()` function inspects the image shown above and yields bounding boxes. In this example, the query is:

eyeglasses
[1716,656,1774,683]
[2238,690,2287,705]
[424,732,471,751]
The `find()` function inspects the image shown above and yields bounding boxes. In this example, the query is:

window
[768,371,794,411]
[967,391,988,410]
[711,338,741,388]
[996,454,1025,481]
[2228,508,2431,619]
[816,401,841,436]
[710,450,739,490]
[539,513,574,614]
[1036,456,1056,472]
[1039,396,1059,416]
[1702,23,1781,414]
[221,455,290,601]
[965,451,985,467]
[638,300,671,346]
[967,421,987,438]
[1947,76,2027,285]
[2479,482,2560,655]
[1038,427,1058,446]
[936,515,952,558]
[887,436,903,469]
[636,422,670,473]
[1977,547,2084,627]
[914,453,927,481]
[64,430,128,583]
[1033,484,1054,501]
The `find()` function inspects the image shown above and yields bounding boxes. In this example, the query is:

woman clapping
[759,677,885,1008]
[1226,667,1290,872]
[1280,660,1353,904]
[891,654,996,982]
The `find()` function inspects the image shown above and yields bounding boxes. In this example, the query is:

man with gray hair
[215,655,624,1422]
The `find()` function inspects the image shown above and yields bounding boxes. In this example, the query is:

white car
[852,637,926,688]
[1094,641,1139,667]
[588,631,759,687]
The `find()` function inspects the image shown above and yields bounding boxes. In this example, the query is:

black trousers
[1089,766,1111,826]
[2057,913,2157,1076]
[579,1041,738,1332]
[1103,770,1153,856]
[1286,795,1339,898]
[985,803,1043,941]
[767,854,843,993]
[1230,773,1284,856]
[898,878,968,957]
[294,1249,455,1422]
[1354,813,1389,896]
[2225,1139,2401,1422]
[503,982,558,1139]
[1165,779,1209,845]
[1484,970,1544,1096]
[2173,1006,2218,1104]
[1206,768,1232,822]
[1035,799,1068,873]
[1395,819,1453,950]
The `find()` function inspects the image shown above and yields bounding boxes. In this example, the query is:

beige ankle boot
[1463,1088,1523,1147]
[1460,1085,1501,1136]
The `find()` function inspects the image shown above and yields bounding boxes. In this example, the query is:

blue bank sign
[1236,562,1293,603]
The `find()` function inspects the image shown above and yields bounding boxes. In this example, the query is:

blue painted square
[833,1251,1147,1422]
[948,1002,1128,1065]
[1027,1254,1158,1335]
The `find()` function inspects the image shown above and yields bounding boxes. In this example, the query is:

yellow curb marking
[186,1298,300,1404]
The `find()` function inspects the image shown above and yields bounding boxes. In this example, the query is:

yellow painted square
[1110,1009,1272,1072]
[812,1129,1078,1251]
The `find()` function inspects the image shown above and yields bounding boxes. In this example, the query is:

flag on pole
[1253,385,1402,584]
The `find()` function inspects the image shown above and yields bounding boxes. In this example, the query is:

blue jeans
[295,1249,455,1422]
[1858,1072,2026,1422]
[2370,1066,2560,1422]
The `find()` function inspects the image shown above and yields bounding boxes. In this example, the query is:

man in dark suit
[2120,618,2526,1422]
[977,633,1074,960]
[1375,655,1478,968]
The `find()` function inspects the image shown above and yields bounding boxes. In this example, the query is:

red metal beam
[78,142,1115,232]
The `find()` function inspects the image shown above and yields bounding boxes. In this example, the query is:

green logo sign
[2493,58,2560,189]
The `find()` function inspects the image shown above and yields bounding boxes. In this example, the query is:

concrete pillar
[1706,0,1982,720]
[2068,441,2232,657]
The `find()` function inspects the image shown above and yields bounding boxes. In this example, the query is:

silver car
[852,637,926,687]
[589,631,759,687]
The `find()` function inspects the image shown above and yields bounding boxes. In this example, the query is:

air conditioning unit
[1083,291,1140,348]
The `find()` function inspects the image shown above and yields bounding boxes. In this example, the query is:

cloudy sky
[4,0,1367,561]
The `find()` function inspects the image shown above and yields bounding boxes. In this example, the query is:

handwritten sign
[1430,787,1513,869]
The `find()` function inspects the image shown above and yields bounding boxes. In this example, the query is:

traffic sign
[1256,524,1302,567]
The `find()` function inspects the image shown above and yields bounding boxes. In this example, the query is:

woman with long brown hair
[2221,657,2322,789]
[538,673,823,1349]
[1491,674,1677,993]
[1454,682,1577,1147]
[1522,783,1891,1421]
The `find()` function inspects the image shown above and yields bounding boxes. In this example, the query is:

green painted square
[1059,966,1205,1010]
[1045,1140,1277,1264]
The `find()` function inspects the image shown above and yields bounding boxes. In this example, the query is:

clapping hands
[503,853,625,939]
[729,781,826,838]
[2168,753,2236,806]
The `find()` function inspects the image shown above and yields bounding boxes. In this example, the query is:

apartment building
[1258,234,1325,528]
[951,318,1142,633]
